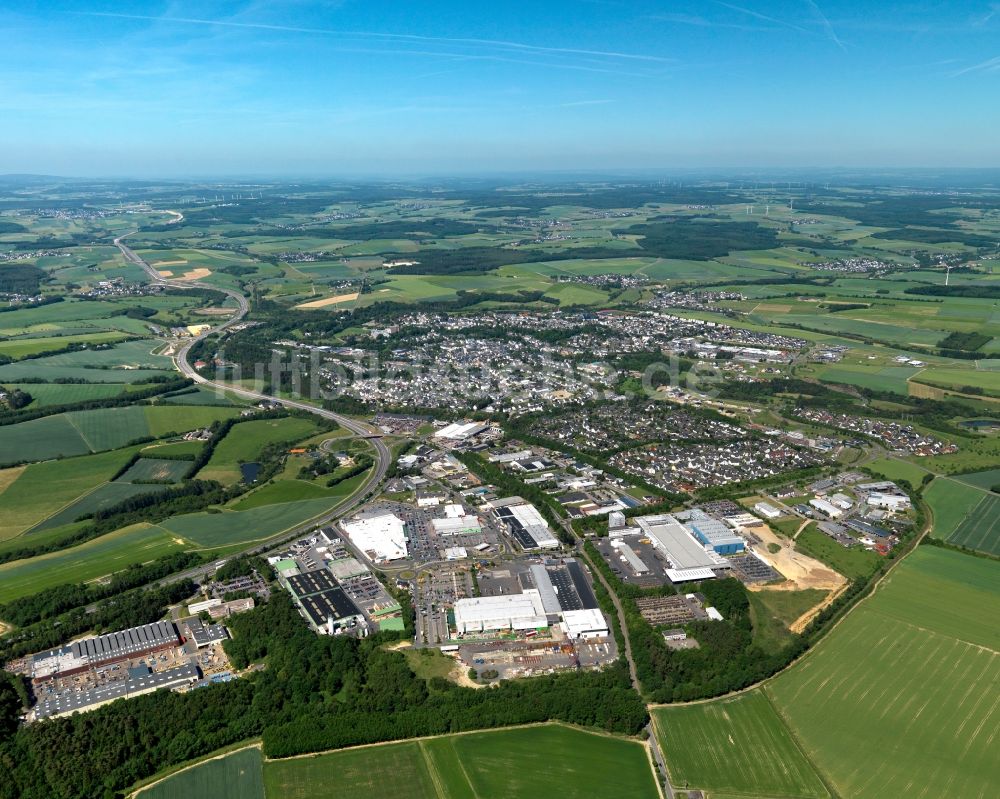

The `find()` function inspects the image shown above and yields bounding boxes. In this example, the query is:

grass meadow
[948,493,1000,555]
[157,496,342,549]
[794,527,880,580]
[0,405,238,465]
[196,417,319,484]
[924,477,987,540]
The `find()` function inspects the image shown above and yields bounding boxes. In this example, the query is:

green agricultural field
[499,257,658,277]
[197,416,319,483]
[0,412,94,464]
[948,493,1000,555]
[30,480,170,532]
[157,496,340,548]
[0,446,143,540]
[913,366,1000,396]
[768,547,1000,799]
[3,382,124,407]
[141,439,204,458]
[63,406,152,451]
[136,747,264,799]
[142,404,240,437]
[952,467,1000,491]
[816,364,918,394]
[0,523,185,603]
[0,404,239,465]
[0,339,174,383]
[0,331,131,360]
[794,526,880,580]
[263,724,659,799]
[924,477,985,539]
[157,386,237,405]
[229,479,342,509]
[264,740,435,799]
[653,691,830,798]
[116,457,191,483]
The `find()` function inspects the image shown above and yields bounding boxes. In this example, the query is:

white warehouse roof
[453,590,547,634]
[561,608,609,639]
[434,421,488,440]
[341,513,408,562]
[635,514,724,572]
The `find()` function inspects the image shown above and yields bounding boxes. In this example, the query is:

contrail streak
[75,12,674,64]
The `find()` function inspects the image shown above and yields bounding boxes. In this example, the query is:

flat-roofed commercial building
[341,513,408,562]
[489,498,560,550]
[678,510,745,555]
[453,590,548,634]
[633,514,729,583]
[284,568,364,634]
[31,621,181,682]
[32,662,200,720]
[810,498,843,519]
[561,608,610,640]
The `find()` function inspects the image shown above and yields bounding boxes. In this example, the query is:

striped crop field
[653,690,830,798]
[767,546,1000,799]
[137,747,264,799]
[947,493,1000,555]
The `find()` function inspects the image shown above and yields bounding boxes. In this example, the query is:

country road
[111,228,392,583]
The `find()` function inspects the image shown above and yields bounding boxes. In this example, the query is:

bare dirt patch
[180,267,212,280]
[788,582,849,633]
[151,259,188,267]
[746,523,847,592]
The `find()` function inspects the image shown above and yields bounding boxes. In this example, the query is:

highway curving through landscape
[112,228,391,580]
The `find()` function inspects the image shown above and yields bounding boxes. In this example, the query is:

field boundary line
[417,740,450,799]
[22,480,110,535]
[760,687,841,799]
[64,411,97,452]
[262,720,647,763]
[647,712,680,795]
[863,609,999,656]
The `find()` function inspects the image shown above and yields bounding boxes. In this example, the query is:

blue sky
[2,1,998,176]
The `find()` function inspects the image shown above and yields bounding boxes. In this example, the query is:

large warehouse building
[284,568,365,634]
[32,663,200,720]
[453,590,548,633]
[676,509,746,555]
[341,512,408,562]
[633,514,730,582]
[31,621,181,682]
[488,497,560,550]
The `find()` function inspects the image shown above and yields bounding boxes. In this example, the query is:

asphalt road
[111,230,391,585]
